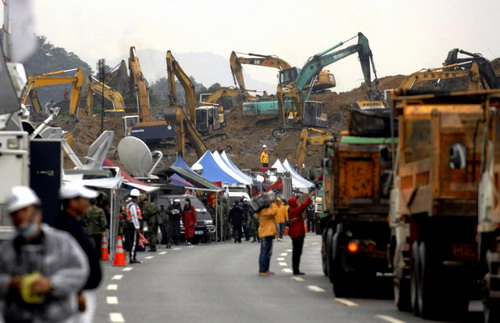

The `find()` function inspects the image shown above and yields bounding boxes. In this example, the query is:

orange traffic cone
[112,236,126,267]
[284,226,289,235]
[100,235,110,261]
[304,220,309,233]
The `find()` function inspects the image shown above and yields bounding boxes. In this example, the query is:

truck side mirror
[449,143,466,169]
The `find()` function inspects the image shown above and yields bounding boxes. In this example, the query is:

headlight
[205,220,213,225]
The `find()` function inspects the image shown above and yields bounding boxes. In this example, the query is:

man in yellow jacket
[257,202,278,276]
[275,198,288,241]
[260,145,269,168]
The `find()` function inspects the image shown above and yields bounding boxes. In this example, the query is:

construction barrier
[112,236,126,267]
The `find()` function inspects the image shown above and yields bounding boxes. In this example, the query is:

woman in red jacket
[182,198,197,245]
[288,191,315,275]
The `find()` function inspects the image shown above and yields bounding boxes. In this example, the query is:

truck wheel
[410,241,420,316]
[418,241,439,320]
[331,232,350,297]
[484,299,500,323]
[321,228,329,276]
[326,228,336,282]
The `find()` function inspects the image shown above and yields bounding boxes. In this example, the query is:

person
[275,198,287,241]
[82,198,107,259]
[159,204,170,248]
[0,186,89,323]
[167,199,182,246]
[63,88,69,100]
[124,189,142,263]
[56,182,103,322]
[44,99,54,115]
[228,201,244,243]
[260,145,269,168]
[241,198,251,241]
[257,201,278,276]
[288,191,315,275]
[140,195,160,252]
[182,198,197,245]
[306,203,315,233]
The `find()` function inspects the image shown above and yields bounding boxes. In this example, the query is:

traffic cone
[304,220,309,233]
[112,236,126,267]
[284,226,289,235]
[100,235,110,261]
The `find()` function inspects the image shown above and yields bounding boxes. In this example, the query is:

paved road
[95,233,484,323]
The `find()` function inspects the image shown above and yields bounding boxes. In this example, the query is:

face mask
[17,223,38,238]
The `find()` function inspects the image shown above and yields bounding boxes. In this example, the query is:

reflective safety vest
[126,201,142,229]
[260,151,269,164]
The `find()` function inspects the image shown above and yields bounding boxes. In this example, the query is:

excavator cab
[195,106,224,135]
[279,67,299,86]
[303,101,328,127]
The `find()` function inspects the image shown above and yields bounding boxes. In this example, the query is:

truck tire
[325,228,335,280]
[418,241,439,320]
[321,228,329,276]
[331,232,350,297]
[484,299,500,323]
[410,241,420,317]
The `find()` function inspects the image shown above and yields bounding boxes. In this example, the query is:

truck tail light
[366,243,376,252]
[347,242,359,253]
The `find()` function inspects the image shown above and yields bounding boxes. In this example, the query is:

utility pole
[98,59,105,134]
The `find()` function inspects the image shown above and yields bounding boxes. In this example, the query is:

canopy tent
[171,154,197,173]
[103,158,159,193]
[193,151,242,185]
[283,159,315,188]
[220,151,253,183]
[212,151,251,185]
[169,175,193,187]
[271,159,311,193]
[162,166,223,192]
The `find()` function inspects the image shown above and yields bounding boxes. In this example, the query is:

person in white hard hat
[56,182,102,322]
[260,145,269,168]
[125,189,143,263]
[0,186,89,322]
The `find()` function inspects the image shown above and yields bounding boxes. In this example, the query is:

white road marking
[376,315,406,323]
[307,285,325,292]
[173,248,181,251]
[286,249,292,252]
[304,244,309,247]
[279,262,287,267]
[280,253,288,256]
[292,276,304,282]
[277,257,285,261]
[106,296,119,304]
[109,312,125,323]
[188,245,195,248]
[122,267,133,272]
[144,256,154,259]
[111,275,123,280]
[282,268,293,273]
[159,251,167,255]
[311,242,319,245]
[106,284,118,291]
[335,298,359,307]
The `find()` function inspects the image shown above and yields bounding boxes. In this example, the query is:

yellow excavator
[229,51,336,94]
[21,68,84,119]
[199,86,249,109]
[84,76,126,116]
[127,46,174,146]
[166,50,208,158]
[296,128,333,172]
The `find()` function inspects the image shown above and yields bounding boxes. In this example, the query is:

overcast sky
[9,0,500,92]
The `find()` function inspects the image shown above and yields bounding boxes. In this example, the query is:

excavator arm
[85,76,126,116]
[201,87,244,105]
[21,68,84,118]
[166,50,207,158]
[443,48,499,89]
[296,128,333,171]
[129,47,151,123]
[230,51,292,92]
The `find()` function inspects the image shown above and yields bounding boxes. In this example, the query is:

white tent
[283,159,315,188]
[212,151,252,185]
[271,159,311,193]
[220,151,253,183]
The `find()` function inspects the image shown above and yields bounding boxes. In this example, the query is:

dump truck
[321,135,394,297]
[388,89,500,320]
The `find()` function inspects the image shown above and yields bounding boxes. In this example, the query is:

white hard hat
[7,186,41,214]
[130,189,141,197]
[173,198,180,203]
[60,182,99,200]
[262,144,267,148]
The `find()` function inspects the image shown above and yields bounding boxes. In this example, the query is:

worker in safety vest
[125,189,142,264]
[260,145,269,168]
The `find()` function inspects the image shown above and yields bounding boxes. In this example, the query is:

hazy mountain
[106,48,276,94]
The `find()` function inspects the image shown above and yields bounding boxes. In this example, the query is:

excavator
[166,50,208,158]
[127,46,174,146]
[277,32,381,127]
[84,76,126,116]
[229,52,336,94]
[296,128,333,171]
[21,68,84,120]
[199,86,248,110]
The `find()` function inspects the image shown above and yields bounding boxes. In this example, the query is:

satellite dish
[118,136,153,177]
